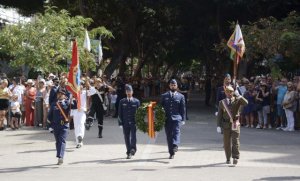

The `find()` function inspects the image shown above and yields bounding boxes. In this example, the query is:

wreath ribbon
[148,102,156,138]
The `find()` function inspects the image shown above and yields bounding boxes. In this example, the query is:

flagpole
[233,21,239,89]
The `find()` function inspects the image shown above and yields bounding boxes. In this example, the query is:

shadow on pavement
[170,162,224,169]
[0,164,59,173]
[69,157,170,165]
[253,176,300,181]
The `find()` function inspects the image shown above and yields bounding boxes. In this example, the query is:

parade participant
[48,88,73,165]
[87,78,114,138]
[217,85,248,166]
[118,84,140,159]
[24,79,36,127]
[71,81,87,148]
[179,77,190,120]
[0,79,11,130]
[49,77,60,105]
[161,79,186,159]
[216,74,232,106]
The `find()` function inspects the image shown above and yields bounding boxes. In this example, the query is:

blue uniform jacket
[160,91,186,122]
[48,99,75,129]
[118,98,140,127]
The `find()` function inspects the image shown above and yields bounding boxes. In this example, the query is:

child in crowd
[10,94,21,130]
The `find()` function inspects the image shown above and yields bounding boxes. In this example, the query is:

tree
[0,6,113,75]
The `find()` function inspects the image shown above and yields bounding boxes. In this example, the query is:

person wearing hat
[217,85,248,166]
[160,79,186,159]
[87,78,114,138]
[256,82,271,129]
[118,84,140,159]
[71,81,88,148]
[48,88,74,165]
[49,77,60,106]
[24,79,36,126]
[216,74,232,106]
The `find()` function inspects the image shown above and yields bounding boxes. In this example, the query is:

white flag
[83,30,91,52]
[98,38,103,64]
[234,24,245,58]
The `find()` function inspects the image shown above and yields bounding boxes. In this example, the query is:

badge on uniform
[165,98,169,100]
[123,104,127,106]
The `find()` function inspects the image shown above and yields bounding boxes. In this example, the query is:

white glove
[217,127,222,134]
[234,90,241,98]
[181,121,185,126]
[215,112,218,116]
[119,126,123,129]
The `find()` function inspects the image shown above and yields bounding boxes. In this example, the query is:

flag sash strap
[56,102,69,123]
[221,99,240,130]
[221,99,234,122]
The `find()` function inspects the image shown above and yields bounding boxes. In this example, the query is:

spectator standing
[282,82,297,131]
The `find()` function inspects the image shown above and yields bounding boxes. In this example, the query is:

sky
[0,5,31,24]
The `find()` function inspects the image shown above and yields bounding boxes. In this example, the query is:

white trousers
[284,109,295,130]
[73,110,86,144]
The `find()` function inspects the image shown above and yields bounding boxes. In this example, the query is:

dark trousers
[165,121,181,155]
[54,128,68,158]
[87,105,104,133]
[114,97,122,117]
[123,125,137,154]
[223,125,240,160]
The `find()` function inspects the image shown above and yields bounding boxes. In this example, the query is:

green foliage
[0,6,112,74]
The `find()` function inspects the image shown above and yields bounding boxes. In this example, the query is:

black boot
[98,126,103,138]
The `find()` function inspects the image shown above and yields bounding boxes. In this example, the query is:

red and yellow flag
[66,40,81,109]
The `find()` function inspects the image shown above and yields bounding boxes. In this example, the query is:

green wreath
[135,102,166,133]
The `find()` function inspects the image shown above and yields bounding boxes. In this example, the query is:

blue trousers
[123,125,137,154]
[54,128,68,158]
[165,121,181,155]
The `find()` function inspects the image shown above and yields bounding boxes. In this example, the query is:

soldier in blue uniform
[118,84,140,159]
[48,89,74,165]
[161,79,186,159]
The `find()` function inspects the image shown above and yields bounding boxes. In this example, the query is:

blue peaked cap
[169,79,177,85]
[125,84,133,92]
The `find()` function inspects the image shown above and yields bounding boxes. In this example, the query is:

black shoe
[233,158,238,165]
[76,144,82,148]
[130,149,136,156]
[85,123,90,130]
[98,134,103,138]
[226,160,231,164]
[126,154,132,159]
[169,154,174,159]
[173,145,178,153]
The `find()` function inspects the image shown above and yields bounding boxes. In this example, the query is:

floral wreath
[135,102,166,133]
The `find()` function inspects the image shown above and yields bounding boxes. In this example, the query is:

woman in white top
[282,82,297,131]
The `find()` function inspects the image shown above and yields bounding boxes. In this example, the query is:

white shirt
[10,101,21,113]
[110,94,117,104]
[10,85,24,104]
[87,86,96,96]
[79,90,87,111]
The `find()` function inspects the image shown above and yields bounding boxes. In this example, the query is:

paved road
[1,92,300,181]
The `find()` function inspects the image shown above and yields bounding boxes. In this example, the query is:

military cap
[169,79,177,85]
[225,85,234,92]
[125,84,133,92]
